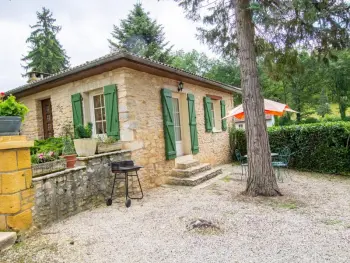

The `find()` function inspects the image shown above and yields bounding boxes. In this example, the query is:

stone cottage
[7,52,241,187]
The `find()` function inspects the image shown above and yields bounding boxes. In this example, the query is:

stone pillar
[0,136,34,231]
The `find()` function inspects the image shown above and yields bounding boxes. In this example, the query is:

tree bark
[234,0,281,196]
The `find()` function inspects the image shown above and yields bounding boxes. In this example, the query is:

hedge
[230,122,350,175]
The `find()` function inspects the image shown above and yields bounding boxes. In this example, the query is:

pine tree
[317,88,331,118]
[108,3,173,63]
[22,7,70,76]
[175,0,350,196]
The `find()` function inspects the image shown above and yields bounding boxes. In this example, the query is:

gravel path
[2,165,350,263]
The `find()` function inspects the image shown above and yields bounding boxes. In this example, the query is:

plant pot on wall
[61,154,77,169]
[0,116,22,135]
[96,141,122,154]
[74,138,97,157]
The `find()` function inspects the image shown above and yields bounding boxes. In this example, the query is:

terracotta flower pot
[61,154,77,169]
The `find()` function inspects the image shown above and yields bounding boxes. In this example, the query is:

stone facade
[19,66,234,188]
[32,150,132,228]
[123,69,233,186]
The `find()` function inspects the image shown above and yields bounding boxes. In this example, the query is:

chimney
[27,71,50,83]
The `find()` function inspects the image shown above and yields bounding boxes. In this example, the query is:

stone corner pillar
[0,136,34,231]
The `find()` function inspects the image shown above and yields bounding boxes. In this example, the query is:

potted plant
[31,151,66,177]
[96,136,122,154]
[60,122,76,168]
[73,122,97,157]
[0,93,29,135]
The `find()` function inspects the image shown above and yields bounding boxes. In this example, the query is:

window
[92,94,106,135]
[239,124,243,129]
[210,99,221,131]
[210,102,215,129]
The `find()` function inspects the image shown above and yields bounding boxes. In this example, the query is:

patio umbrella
[223,99,297,120]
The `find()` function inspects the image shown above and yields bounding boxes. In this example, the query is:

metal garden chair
[272,147,292,182]
[235,149,248,180]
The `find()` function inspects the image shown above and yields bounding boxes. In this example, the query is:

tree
[22,7,69,75]
[175,0,350,196]
[317,88,331,118]
[108,3,173,63]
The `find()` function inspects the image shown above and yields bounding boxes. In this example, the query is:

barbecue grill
[107,160,143,208]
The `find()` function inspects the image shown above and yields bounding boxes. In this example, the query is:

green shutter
[71,93,84,137]
[104,84,120,139]
[220,100,227,131]
[187,94,199,154]
[203,96,213,132]
[161,88,176,160]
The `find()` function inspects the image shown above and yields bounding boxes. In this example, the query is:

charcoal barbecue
[107,160,143,208]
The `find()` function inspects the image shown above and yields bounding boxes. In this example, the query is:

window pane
[95,109,102,121]
[102,121,107,133]
[101,95,105,106]
[94,95,101,108]
[102,108,106,120]
[96,122,103,134]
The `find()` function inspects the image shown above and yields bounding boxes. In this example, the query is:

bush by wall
[230,122,350,175]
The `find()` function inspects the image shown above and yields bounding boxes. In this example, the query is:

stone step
[0,232,17,252]
[168,167,222,186]
[176,159,200,169]
[172,163,211,178]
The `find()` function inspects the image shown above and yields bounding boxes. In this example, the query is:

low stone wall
[32,150,131,228]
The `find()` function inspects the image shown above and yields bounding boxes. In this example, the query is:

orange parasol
[223,99,297,120]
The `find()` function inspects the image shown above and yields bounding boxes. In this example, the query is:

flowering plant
[0,94,29,121]
[31,151,59,164]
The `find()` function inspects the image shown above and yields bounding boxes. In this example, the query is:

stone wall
[123,68,234,186]
[32,150,132,228]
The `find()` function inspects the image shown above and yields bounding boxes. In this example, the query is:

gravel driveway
[2,165,350,263]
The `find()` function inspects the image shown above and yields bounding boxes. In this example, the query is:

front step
[172,163,211,178]
[176,159,200,169]
[168,167,222,186]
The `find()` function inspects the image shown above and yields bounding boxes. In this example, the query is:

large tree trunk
[235,0,281,196]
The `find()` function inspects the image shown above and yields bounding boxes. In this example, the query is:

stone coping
[76,150,131,161]
[32,166,86,182]
[0,140,34,150]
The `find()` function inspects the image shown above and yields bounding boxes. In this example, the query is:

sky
[0,0,212,91]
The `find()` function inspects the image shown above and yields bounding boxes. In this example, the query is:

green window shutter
[203,96,213,132]
[220,100,227,131]
[104,84,120,139]
[71,93,84,137]
[187,94,199,154]
[161,88,176,160]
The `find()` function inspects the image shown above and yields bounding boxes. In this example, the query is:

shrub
[30,137,63,156]
[75,123,93,139]
[31,151,59,164]
[230,122,350,175]
[0,95,29,121]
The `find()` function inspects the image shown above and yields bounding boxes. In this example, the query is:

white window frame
[89,89,107,138]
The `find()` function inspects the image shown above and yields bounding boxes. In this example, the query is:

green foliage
[230,122,350,175]
[317,88,332,117]
[22,7,70,75]
[108,3,173,63]
[0,95,29,121]
[75,122,93,139]
[60,122,75,155]
[30,137,63,156]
